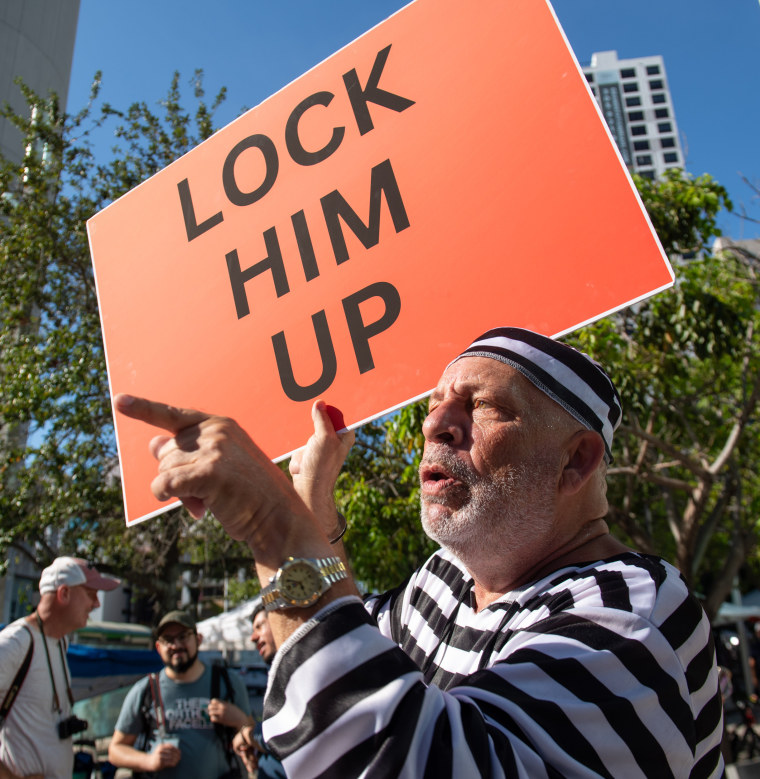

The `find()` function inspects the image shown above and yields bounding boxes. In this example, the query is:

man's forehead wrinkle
[439,357,517,390]
[437,358,537,405]
[456,357,587,426]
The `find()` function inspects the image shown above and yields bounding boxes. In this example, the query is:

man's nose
[422,401,465,445]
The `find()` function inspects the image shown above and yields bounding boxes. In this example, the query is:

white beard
[420,445,558,570]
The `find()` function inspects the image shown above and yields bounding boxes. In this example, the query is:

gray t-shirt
[115,663,250,779]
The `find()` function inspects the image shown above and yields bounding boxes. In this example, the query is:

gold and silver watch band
[317,556,348,583]
[261,556,348,611]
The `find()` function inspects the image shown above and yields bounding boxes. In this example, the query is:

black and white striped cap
[450,327,622,462]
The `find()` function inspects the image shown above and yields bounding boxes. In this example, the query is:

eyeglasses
[157,629,195,647]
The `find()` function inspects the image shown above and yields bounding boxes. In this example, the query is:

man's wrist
[238,714,255,730]
[238,722,264,752]
[329,512,348,544]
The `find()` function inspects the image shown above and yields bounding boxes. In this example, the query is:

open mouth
[420,463,456,489]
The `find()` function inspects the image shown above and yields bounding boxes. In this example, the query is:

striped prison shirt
[263,549,723,778]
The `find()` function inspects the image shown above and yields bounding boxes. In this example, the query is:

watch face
[279,560,323,607]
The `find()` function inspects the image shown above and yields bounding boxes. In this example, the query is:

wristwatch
[260,556,348,611]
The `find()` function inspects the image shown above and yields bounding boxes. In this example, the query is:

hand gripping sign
[88,0,673,525]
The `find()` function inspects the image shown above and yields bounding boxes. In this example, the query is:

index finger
[115,394,209,434]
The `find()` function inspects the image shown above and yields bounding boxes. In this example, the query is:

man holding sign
[116,327,723,777]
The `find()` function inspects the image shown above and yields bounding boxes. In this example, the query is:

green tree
[565,170,760,620]
[3,71,755,624]
[339,168,760,616]
[0,73,255,618]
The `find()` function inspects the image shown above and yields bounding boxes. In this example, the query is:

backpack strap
[210,661,231,744]
[0,624,34,729]
[210,660,222,699]
[136,673,159,747]
[211,661,242,774]
[130,674,164,779]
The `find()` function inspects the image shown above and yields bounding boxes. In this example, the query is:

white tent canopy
[196,596,261,652]
[714,602,760,627]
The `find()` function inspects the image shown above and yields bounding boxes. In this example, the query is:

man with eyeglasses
[108,610,252,778]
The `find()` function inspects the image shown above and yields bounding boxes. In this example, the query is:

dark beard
[167,647,197,674]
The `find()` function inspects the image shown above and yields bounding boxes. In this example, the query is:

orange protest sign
[88,0,673,525]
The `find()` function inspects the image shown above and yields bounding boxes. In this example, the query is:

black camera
[58,714,89,739]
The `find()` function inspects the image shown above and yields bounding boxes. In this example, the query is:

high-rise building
[582,50,684,180]
[0,0,80,167]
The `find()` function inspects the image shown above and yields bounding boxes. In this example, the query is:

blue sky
[68,0,760,239]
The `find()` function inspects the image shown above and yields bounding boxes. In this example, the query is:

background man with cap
[232,603,285,779]
[109,609,252,779]
[116,326,724,777]
[0,556,120,779]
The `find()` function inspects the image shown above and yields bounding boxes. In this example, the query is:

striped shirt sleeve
[262,553,723,778]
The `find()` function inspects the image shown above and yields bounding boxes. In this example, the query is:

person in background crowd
[232,603,285,779]
[108,610,252,778]
[116,326,724,777]
[0,556,120,779]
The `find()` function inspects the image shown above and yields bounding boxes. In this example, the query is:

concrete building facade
[582,50,684,180]
[0,0,80,167]
[0,0,81,625]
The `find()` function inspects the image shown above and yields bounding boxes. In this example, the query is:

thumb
[115,394,209,434]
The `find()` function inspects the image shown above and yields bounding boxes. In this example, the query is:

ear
[559,430,605,496]
[195,632,203,647]
[57,585,71,605]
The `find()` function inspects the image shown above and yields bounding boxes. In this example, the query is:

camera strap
[0,624,34,728]
[36,612,75,713]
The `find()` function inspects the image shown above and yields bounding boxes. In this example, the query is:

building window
[646,65,661,75]
[625,96,642,107]
[590,86,597,96]
[628,111,644,121]
[663,152,679,163]
[654,108,669,119]
[649,79,664,90]
[661,137,676,148]
[639,170,655,180]
[620,68,636,78]
[636,155,653,166]
[623,82,639,93]
[631,125,648,136]
[585,73,594,83]
[633,140,651,151]
[652,94,667,104]
[657,122,672,133]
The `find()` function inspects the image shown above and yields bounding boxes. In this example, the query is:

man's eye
[473,399,488,409]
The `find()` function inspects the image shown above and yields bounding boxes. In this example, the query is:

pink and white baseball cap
[39,556,120,594]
